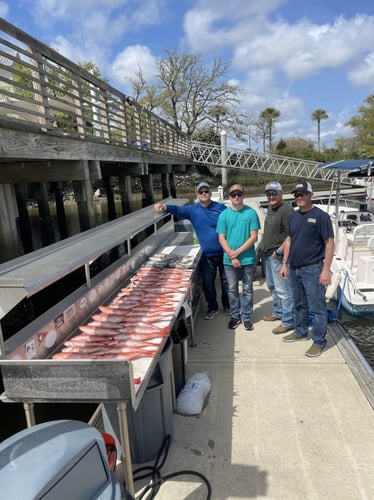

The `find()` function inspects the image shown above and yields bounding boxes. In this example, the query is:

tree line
[124,49,374,163]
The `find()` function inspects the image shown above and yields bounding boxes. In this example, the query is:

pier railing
[0,18,190,157]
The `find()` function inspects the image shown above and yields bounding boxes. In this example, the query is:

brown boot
[263,315,281,321]
[272,325,294,334]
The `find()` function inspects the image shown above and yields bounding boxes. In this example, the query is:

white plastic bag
[176,372,211,415]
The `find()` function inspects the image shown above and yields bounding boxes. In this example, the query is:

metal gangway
[191,141,338,183]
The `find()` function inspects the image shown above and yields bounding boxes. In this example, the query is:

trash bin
[126,337,174,463]
[102,339,174,464]
[171,313,188,397]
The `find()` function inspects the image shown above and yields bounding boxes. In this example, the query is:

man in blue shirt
[154,182,230,320]
[217,184,260,331]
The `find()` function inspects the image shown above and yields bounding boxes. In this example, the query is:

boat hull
[334,283,374,316]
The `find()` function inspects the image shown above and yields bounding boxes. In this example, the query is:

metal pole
[23,402,36,427]
[220,130,227,188]
[116,402,135,497]
[84,262,91,288]
[335,172,341,253]
[0,323,5,356]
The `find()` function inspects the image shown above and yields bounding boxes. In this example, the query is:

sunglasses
[198,190,210,195]
[229,192,243,198]
[266,191,279,198]
[294,192,307,198]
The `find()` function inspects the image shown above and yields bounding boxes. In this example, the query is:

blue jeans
[200,254,230,311]
[224,264,255,322]
[288,263,327,346]
[264,255,294,327]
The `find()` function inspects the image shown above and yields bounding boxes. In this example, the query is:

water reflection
[325,297,374,369]
[339,312,374,369]
[27,198,144,250]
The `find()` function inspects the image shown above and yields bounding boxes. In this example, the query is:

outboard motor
[0,420,128,499]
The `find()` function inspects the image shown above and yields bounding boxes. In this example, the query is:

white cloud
[50,35,88,63]
[181,4,374,147]
[183,0,277,52]
[233,15,374,81]
[27,0,168,85]
[32,0,168,33]
[348,52,374,87]
[109,45,157,90]
[33,0,69,22]
[183,3,374,84]
[0,1,9,17]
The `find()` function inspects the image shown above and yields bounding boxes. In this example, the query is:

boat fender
[325,272,341,300]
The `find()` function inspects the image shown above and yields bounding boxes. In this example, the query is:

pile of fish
[147,253,195,269]
[52,266,193,361]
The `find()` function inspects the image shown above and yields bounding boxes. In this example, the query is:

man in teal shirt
[217,184,260,330]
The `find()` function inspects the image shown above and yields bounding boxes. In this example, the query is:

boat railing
[346,223,374,268]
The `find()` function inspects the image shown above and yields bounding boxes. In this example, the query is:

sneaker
[228,318,241,329]
[282,332,308,343]
[305,343,326,357]
[263,314,281,322]
[225,307,231,316]
[243,321,254,331]
[204,309,219,320]
[272,325,294,335]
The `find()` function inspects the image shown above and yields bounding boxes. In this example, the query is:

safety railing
[191,141,336,182]
[0,18,190,157]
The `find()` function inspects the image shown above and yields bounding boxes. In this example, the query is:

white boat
[318,160,374,316]
[327,209,374,316]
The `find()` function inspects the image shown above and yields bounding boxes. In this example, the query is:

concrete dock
[133,276,374,499]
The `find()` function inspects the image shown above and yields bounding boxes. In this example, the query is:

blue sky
[1,0,374,149]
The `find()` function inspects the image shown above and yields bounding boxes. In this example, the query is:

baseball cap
[291,181,313,194]
[196,182,210,192]
[265,181,282,192]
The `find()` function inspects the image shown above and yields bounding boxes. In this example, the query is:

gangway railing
[191,141,338,183]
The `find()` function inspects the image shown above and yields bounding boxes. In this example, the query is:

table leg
[23,402,36,427]
[116,402,135,497]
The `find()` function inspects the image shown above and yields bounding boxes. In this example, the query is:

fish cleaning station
[0,198,205,497]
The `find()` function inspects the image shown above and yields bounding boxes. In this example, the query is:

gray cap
[196,182,210,192]
[265,181,282,192]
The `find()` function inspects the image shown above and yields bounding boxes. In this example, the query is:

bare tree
[125,49,239,137]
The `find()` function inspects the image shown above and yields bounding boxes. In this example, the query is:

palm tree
[311,109,328,152]
[259,107,281,153]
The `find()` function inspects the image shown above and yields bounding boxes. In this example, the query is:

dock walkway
[133,277,374,499]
